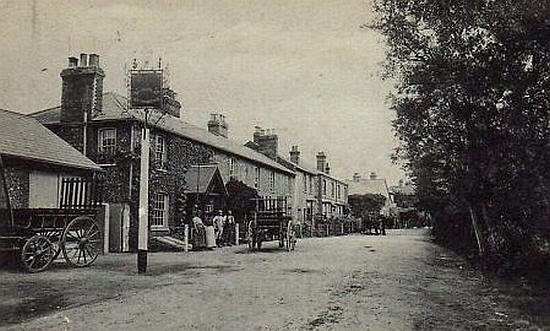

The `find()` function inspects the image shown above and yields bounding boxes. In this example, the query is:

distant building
[246,135,349,225]
[283,146,318,225]
[344,172,394,217]
[314,152,348,220]
[31,53,294,251]
[0,109,100,209]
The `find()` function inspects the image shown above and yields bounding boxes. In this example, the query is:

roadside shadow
[234,247,289,255]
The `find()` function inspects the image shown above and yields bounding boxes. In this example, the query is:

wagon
[0,156,103,273]
[247,197,297,252]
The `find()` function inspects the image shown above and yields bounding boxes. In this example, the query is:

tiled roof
[184,164,223,194]
[0,109,101,171]
[282,156,317,175]
[344,178,390,198]
[30,92,294,175]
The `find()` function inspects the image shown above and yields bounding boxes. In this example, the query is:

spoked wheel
[21,235,56,273]
[62,216,101,267]
[37,230,63,261]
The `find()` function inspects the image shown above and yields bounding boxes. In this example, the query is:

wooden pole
[235,223,239,245]
[138,126,150,273]
[184,224,189,253]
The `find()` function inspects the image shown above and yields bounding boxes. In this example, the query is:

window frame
[229,158,235,179]
[254,166,260,188]
[98,127,117,154]
[151,192,169,228]
[270,171,276,192]
[151,134,167,169]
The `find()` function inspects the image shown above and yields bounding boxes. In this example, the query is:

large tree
[371,0,550,266]
[348,193,387,219]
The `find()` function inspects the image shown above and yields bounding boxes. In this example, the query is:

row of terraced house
[25,53,348,251]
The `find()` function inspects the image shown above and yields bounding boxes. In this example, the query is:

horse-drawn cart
[0,157,102,272]
[247,197,296,251]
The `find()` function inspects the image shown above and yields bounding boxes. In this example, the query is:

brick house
[245,128,350,226]
[286,146,318,225]
[31,54,294,251]
[313,152,348,220]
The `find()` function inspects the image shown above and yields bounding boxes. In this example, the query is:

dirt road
[2,229,549,330]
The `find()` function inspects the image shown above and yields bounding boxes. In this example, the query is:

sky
[0,0,405,185]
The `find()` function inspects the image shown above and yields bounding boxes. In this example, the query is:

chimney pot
[208,113,228,138]
[79,53,88,67]
[68,57,78,67]
[290,145,300,164]
[88,53,100,67]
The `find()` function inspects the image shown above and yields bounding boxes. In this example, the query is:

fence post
[184,224,189,253]
[235,223,239,245]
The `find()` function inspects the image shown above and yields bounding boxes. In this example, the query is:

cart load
[247,197,297,252]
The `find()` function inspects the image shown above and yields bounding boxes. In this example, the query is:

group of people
[191,209,235,250]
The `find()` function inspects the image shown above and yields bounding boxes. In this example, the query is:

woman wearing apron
[204,213,217,249]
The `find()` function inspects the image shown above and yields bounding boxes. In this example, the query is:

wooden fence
[59,177,102,209]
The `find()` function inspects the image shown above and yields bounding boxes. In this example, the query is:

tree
[225,179,259,222]
[371,0,550,269]
[348,194,387,219]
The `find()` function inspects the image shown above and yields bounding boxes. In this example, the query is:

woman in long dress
[192,211,206,250]
[204,213,217,249]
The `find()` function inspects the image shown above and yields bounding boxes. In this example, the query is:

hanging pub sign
[130,70,163,108]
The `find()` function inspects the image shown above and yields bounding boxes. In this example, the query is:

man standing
[223,210,235,246]
[213,210,225,247]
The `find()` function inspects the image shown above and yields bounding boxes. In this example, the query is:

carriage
[0,156,103,273]
[247,197,297,251]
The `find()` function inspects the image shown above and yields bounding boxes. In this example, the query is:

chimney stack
[370,172,377,180]
[325,162,331,175]
[316,152,327,172]
[353,172,361,182]
[208,113,228,138]
[253,126,278,159]
[162,88,182,118]
[289,145,300,164]
[60,52,105,124]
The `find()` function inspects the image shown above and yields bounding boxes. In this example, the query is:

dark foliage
[348,193,387,218]
[371,0,550,274]
[225,179,259,222]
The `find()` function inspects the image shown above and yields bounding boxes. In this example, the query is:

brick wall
[4,166,29,209]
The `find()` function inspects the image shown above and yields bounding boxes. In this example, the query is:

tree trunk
[469,206,485,256]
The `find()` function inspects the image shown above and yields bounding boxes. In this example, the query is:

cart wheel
[21,235,56,273]
[37,230,63,261]
[62,216,101,267]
